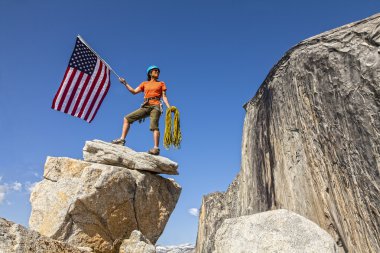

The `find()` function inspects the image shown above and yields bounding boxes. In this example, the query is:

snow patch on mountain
[156,243,195,253]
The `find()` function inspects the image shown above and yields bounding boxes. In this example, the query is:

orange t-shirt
[138,81,167,105]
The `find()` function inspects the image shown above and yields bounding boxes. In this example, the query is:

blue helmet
[146,65,160,74]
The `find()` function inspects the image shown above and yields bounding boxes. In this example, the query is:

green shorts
[125,105,162,131]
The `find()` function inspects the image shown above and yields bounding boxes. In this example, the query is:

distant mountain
[156,243,195,253]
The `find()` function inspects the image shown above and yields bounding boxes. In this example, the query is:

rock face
[83,140,178,175]
[30,141,181,253]
[119,230,155,253]
[213,209,339,253]
[0,217,91,253]
[196,14,380,253]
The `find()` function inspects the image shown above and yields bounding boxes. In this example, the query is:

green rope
[164,106,182,149]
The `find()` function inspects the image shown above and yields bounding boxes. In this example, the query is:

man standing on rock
[111,65,171,156]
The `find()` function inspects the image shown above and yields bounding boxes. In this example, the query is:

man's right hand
[119,77,127,85]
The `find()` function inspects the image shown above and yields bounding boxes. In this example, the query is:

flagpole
[77,35,121,79]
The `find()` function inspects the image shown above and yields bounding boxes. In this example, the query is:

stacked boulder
[28,140,181,253]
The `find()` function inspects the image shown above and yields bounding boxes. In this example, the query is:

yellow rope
[164,106,182,149]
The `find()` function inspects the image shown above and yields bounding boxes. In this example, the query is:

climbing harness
[164,106,182,149]
[141,96,161,108]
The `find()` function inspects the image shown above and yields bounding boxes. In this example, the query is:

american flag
[52,37,111,123]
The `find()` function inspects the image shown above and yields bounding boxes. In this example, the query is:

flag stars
[68,39,98,75]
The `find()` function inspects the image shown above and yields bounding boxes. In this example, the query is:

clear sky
[0,0,379,246]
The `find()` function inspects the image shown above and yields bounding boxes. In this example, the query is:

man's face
[151,69,160,79]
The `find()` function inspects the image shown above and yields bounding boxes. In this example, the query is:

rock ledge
[83,140,179,175]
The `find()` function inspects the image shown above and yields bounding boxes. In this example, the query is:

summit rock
[83,140,179,175]
[30,141,181,253]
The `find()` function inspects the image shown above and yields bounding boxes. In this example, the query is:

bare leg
[121,118,130,140]
[153,130,160,148]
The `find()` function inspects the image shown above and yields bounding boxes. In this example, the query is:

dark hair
[146,69,160,81]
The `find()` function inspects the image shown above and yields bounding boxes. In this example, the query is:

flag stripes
[77,60,104,118]
[64,71,84,114]
[85,66,110,121]
[52,58,110,122]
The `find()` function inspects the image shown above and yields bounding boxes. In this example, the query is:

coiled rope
[164,106,182,149]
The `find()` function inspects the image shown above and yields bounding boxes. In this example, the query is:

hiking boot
[111,138,125,146]
[148,147,160,156]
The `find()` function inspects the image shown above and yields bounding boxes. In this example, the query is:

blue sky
[0,0,379,246]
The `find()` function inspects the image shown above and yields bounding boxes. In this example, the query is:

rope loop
[164,106,182,149]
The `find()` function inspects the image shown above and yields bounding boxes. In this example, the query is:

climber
[111,65,171,156]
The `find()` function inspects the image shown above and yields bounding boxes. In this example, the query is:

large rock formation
[196,13,380,253]
[30,140,181,253]
[0,217,91,253]
[213,209,338,253]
